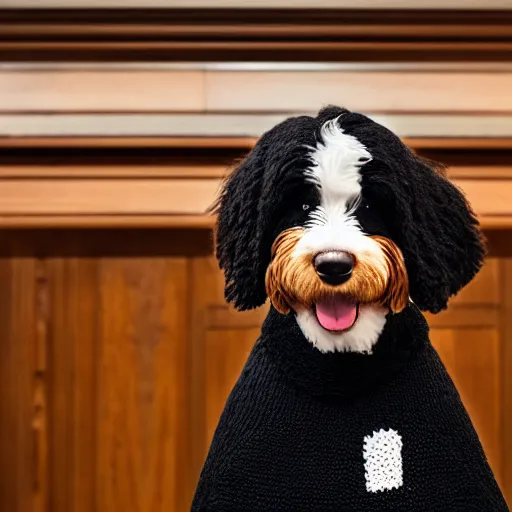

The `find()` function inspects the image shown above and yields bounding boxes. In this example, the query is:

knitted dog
[192,106,508,511]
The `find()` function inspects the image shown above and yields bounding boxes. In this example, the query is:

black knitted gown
[192,304,507,511]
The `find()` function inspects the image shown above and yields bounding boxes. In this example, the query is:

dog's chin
[312,295,359,334]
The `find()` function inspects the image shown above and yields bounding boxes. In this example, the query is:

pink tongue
[315,296,357,332]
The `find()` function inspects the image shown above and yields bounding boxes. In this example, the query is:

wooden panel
[0,215,215,229]
[0,179,220,215]
[447,166,512,179]
[450,258,500,305]
[0,166,227,179]
[0,71,204,112]
[96,257,189,512]
[501,259,512,503]
[2,9,512,62]
[0,113,287,138]
[189,256,266,479]
[206,71,512,113]
[5,69,512,114]
[0,229,509,511]
[4,1,511,8]
[0,258,37,512]
[4,113,512,139]
[46,258,97,512]
[0,165,510,229]
[426,306,499,328]
[426,258,505,491]
[0,231,205,512]
[431,328,502,483]
[454,180,512,216]
[0,136,508,150]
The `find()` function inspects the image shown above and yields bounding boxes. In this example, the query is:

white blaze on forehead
[304,117,372,213]
[294,117,373,257]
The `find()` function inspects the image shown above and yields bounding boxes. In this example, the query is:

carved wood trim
[0,137,257,149]
[0,136,510,229]
[2,9,512,62]
[0,136,510,150]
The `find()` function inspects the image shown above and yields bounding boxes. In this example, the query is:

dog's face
[214,107,484,353]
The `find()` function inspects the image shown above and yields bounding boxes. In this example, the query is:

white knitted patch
[363,428,403,493]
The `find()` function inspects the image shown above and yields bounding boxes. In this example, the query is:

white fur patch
[363,428,403,493]
[295,304,387,354]
[295,117,387,353]
[304,117,372,208]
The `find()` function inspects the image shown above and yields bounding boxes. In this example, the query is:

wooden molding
[4,69,512,114]
[0,137,257,149]
[2,9,512,62]
[0,179,220,215]
[4,114,512,139]
[0,136,510,150]
[5,1,512,8]
[0,136,510,229]
[0,215,215,229]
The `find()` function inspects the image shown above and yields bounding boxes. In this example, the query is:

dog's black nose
[314,251,354,286]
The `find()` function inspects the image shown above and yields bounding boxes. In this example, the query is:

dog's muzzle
[314,251,354,286]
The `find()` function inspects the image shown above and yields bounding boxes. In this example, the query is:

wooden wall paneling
[96,256,190,512]
[2,9,512,62]
[0,216,215,230]
[5,69,512,114]
[189,255,267,496]
[46,257,98,512]
[0,229,215,512]
[0,179,220,216]
[431,328,502,482]
[205,70,512,113]
[189,255,217,493]
[450,257,500,305]
[0,153,512,229]
[500,257,512,504]
[0,71,204,113]
[452,180,512,217]
[0,137,257,150]
[4,2,512,9]
[6,114,512,141]
[0,166,228,179]
[428,258,503,488]
[0,256,38,512]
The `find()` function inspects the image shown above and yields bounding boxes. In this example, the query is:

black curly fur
[332,106,485,312]
[213,115,318,310]
[214,105,485,313]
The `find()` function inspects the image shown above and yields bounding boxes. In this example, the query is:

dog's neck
[260,304,429,399]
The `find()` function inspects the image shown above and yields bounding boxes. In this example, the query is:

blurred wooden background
[2,4,512,511]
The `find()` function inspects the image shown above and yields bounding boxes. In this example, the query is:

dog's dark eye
[302,204,310,211]
[358,198,370,210]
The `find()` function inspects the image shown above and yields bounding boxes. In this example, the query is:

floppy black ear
[214,114,318,310]
[345,110,486,313]
[384,155,485,313]
[213,142,269,310]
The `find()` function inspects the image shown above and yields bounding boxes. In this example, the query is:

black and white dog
[192,107,508,511]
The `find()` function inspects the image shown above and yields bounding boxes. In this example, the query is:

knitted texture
[192,306,507,511]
